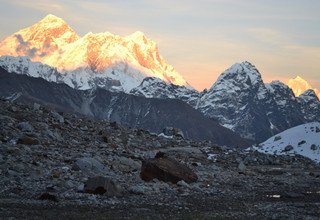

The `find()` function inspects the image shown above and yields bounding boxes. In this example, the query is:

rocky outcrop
[84,176,121,196]
[140,152,198,183]
[298,89,320,122]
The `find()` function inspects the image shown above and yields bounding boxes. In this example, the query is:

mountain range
[0,14,188,92]
[0,67,248,147]
[0,14,319,143]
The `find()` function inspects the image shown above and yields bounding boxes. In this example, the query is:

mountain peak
[40,14,65,23]
[287,76,320,99]
[214,61,262,89]
[299,89,319,101]
[0,15,189,90]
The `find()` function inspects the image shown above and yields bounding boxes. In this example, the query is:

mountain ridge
[0,66,249,147]
[0,14,189,92]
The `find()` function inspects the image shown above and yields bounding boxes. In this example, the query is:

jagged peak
[269,80,288,88]
[213,61,262,88]
[293,75,305,81]
[126,31,154,45]
[300,89,318,99]
[39,14,67,25]
[288,75,309,85]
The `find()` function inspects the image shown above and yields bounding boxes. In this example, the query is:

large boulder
[72,157,106,174]
[162,127,184,138]
[84,176,121,196]
[140,152,198,184]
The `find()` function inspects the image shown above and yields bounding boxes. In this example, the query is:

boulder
[284,145,294,152]
[84,176,121,196]
[18,122,34,132]
[73,157,106,174]
[17,135,39,145]
[51,111,64,123]
[140,152,197,184]
[162,127,184,138]
[113,156,141,172]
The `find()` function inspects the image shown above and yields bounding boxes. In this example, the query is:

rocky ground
[0,98,320,219]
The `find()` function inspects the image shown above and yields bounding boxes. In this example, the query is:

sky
[0,0,319,90]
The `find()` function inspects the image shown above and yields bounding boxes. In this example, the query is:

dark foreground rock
[141,152,198,183]
[84,176,121,196]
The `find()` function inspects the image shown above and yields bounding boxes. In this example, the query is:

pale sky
[0,0,319,90]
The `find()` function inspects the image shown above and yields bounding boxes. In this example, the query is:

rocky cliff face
[298,89,320,122]
[0,67,248,147]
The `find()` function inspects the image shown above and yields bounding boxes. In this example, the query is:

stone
[51,111,64,123]
[84,176,121,196]
[284,145,294,152]
[128,185,146,195]
[310,144,318,151]
[177,180,191,188]
[162,127,184,138]
[140,152,198,184]
[18,122,34,132]
[33,103,41,111]
[238,161,246,173]
[39,193,58,202]
[113,156,141,172]
[17,135,39,145]
[73,157,106,174]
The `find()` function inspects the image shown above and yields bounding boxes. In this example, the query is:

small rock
[113,156,141,172]
[238,161,246,173]
[17,135,39,145]
[33,103,41,111]
[84,176,121,196]
[39,193,58,202]
[284,145,294,152]
[177,180,190,188]
[51,111,64,123]
[163,127,184,138]
[310,144,318,151]
[18,122,34,132]
[73,157,106,174]
[128,185,146,195]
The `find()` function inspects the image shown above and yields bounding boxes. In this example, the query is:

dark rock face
[38,193,58,202]
[198,62,283,142]
[0,68,249,147]
[84,176,121,196]
[140,152,198,184]
[130,77,200,107]
[17,135,39,145]
[266,81,305,129]
[298,89,320,122]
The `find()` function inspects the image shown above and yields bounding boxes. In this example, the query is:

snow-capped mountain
[253,122,320,163]
[287,76,320,99]
[265,80,305,128]
[298,89,320,122]
[0,14,189,92]
[130,77,200,106]
[0,67,249,147]
[0,56,122,91]
[131,61,319,143]
[196,61,284,141]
